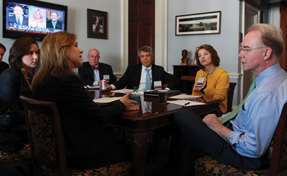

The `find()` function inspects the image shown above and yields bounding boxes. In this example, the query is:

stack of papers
[85,85,100,89]
[167,100,205,106]
[169,94,201,99]
[111,89,134,94]
[93,97,121,103]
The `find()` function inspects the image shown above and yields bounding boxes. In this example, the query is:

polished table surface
[86,89,220,176]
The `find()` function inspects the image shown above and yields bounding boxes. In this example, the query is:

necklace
[207,67,217,75]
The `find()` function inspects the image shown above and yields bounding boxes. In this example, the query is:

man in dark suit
[78,48,116,86]
[107,46,180,91]
[0,43,9,75]
[8,5,28,26]
[46,11,62,30]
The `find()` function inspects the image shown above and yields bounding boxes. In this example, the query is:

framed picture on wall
[87,9,108,39]
[175,11,221,36]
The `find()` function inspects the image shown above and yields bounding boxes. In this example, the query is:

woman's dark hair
[9,37,38,69]
[194,44,220,69]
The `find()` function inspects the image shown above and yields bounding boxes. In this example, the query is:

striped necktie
[145,68,151,90]
[221,79,256,125]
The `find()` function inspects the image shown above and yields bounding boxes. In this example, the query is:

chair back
[227,82,236,112]
[20,96,69,176]
[267,102,287,176]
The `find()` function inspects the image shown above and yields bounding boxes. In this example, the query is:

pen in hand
[184,102,190,106]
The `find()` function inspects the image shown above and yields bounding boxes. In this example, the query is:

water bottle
[131,86,140,106]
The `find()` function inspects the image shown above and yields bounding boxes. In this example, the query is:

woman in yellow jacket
[192,44,229,115]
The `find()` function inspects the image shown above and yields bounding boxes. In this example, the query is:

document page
[111,89,134,94]
[169,94,201,99]
[93,97,121,103]
[167,100,205,106]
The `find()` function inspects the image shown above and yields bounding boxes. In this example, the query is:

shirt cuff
[111,84,116,90]
[93,81,99,86]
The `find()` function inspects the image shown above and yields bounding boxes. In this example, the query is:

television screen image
[3,0,67,40]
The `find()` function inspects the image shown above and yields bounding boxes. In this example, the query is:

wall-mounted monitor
[3,0,67,41]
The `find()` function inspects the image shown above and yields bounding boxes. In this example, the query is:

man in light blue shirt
[168,23,287,176]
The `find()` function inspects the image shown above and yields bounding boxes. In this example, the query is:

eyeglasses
[240,47,264,53]
[140,54,151,58]
[88,55,100,59]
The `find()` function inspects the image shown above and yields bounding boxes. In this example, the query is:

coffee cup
[158,90,168,104]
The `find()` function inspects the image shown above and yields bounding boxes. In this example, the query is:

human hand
[120,92,139,110]
[202,114,222,132]
[106,84,112,90]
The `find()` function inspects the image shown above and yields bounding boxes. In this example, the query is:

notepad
[169,94,201,99]
[86,85,100,89]
[93,97,121,103]
[167,100,205,106]
[111,89,134,94]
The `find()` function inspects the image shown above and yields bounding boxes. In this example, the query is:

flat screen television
[3,0,67,40]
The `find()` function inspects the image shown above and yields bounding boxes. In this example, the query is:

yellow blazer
[192,67,229,113]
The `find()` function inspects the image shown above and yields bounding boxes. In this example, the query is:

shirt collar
[142,65,152,70]
[255,63,281,86]
[16,16,23,21]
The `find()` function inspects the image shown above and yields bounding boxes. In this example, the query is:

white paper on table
[167,100,205,106]
[85,85,100,89]
[93,97,121,103]
[111,89,134,94]
[169,94,201,99]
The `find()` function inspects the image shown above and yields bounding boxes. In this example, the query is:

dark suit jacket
[114,64,180,90]
[0,67,32,124]
[46,20,62,29]
[78,62,116,86]
[0,62,9,75]
[33,74,126,161]
[9,15,28,26]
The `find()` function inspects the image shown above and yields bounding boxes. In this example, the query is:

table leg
[125,131,154,176]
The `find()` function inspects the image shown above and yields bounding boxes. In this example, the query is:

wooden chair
[0,143,32,176]
[20,96,132,176]
[227,82,237,112]
[193,102,287,176]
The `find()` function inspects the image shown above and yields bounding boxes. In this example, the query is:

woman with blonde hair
[32,32,138,169]
[29,9,46,27]
[192,44,229,115]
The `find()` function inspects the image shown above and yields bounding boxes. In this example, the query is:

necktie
[221,79,256,125]
[17,19,20,25]
[91,66,99,70]
[145,68,151,90]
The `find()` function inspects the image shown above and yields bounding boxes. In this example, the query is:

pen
[184,102,190,106]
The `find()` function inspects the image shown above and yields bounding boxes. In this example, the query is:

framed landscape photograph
[87,9,108,39]
[175,11,221,36]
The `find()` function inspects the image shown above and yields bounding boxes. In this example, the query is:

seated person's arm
[227,93,280,157]
[78,67,94,86]
[112,66,132,89]
[108,66,117,84]
[212,72,229,101]
[163,71,180,90]
[202,113,232,142]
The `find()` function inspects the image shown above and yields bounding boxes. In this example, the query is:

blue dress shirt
[93,66,100,86]
[223,63,287,158]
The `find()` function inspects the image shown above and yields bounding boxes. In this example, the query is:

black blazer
[114,64,180,90]
[0,61,9,75]
[33,74,126,159]
[0,67,32,123]
[46,20,62,29]
[78,62,116,86]
[8,15,28,26]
